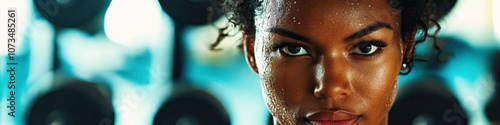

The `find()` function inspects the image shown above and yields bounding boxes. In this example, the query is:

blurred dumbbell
[155,1,230,124]
[158,0,226,79]
[158,0,223,26]
[153,84,230,125]
[389,75,468,125]
[33,0,108,34]
[26,74,115,125]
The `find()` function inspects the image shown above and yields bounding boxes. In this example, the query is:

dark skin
[243,0,415,124]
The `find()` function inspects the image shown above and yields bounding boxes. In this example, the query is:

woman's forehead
[257,0,400,41]
[260,0,395,25]
[262,0,391,11]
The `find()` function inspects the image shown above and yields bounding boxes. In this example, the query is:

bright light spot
[439,0,494,47]
[0,0,32,55]
[104,0,163,48]
[58,29,126,79]
[493,0,500,45]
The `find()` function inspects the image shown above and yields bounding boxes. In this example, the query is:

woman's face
[244,0,406,124]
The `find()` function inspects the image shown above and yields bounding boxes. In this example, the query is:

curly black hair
[210,0,456,75]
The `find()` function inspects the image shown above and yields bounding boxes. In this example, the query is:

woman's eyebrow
[266,28,311,42]
[344,22,393,41]
[266,22,392,43]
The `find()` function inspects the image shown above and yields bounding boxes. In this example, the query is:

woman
[212,0,456,124]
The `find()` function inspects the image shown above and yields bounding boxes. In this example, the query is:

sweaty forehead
[260,0,399,40]
[263,0,394,22]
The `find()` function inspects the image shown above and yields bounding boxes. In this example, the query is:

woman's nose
[313,55,352,99]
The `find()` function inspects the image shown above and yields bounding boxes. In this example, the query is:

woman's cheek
[355,56,399,123]
[257,51,285,116]
[259,52,312,123]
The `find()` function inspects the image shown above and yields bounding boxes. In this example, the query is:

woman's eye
[350,41,387,55]
[280,44,309,56]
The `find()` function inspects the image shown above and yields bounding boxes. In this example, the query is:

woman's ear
[243,33,259,74]
[402,30,416,69]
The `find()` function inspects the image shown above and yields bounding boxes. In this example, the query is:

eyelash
[349,40,388,58]
[272,42,298,50]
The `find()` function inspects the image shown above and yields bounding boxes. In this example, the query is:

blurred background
[0,0,499,125]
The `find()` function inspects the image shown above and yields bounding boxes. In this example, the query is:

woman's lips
[306,110,360,125]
